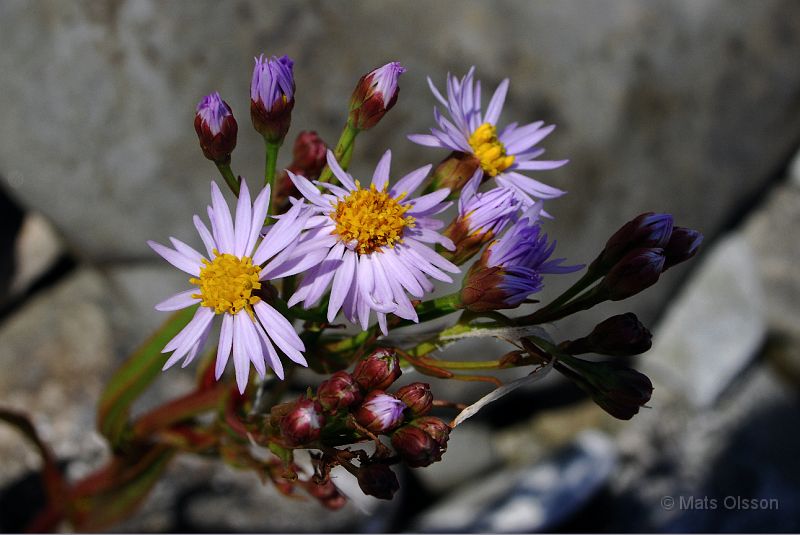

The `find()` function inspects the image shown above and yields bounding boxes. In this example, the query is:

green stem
[418,358,503,370]
[264,140,281,191]
[520,269,601,325]
[318,123,359,183]
[215,162,240,196]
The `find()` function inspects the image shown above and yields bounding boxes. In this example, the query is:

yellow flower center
[468,122,515,177]
[190,250,262,316]
[332,182,415,255]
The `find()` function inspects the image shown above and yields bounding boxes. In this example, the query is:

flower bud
[355,463,399,500]
[410,416,451,450]
[250,54,295,143]
[274,131,329,212]
[194,92,238,163]
[352,348,402,391]
[599,247,665,301]
[426,151,481,197]
[391,424,444,468]
[348,61,405,130]
[395,382,433,416]
[317,371,362,412]
[562,313,652,357]
[279,398,325,446]
[354,391,406,434]
[460,263,507,312]
[561,359,653,420]
[663,226,703,270]
[591,213,673,274]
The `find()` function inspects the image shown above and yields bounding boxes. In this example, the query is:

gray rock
[0,269,114,486]
[642,233,766,408]
[413,430,617,533]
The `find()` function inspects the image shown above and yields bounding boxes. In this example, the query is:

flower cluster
[131,56,707,514]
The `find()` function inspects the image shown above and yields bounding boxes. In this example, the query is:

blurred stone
[7,212,64,297]
[742,182,800,340]
[112,455,380,533]
[0,269,114,487]
[413,431,616,533]
[642,233,765,408]
[608,363,800,532]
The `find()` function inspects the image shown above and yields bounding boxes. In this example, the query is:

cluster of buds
[272,348,450,499]
[592,213,703,300]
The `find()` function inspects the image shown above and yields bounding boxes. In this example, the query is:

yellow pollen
[332,182,415,254]
[468,122,515,177]
[190,250,262,316]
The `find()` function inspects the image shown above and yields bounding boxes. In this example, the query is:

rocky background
[1,0,800,532]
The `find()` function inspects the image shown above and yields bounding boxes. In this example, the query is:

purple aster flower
[147,179,311,393]
[461,208,582,311]
[443,170,521,265]
[408,67,567,206]
[250,54,295,142]
[194,92,238,163]
[349,61,406,130]
[276,150,459,334]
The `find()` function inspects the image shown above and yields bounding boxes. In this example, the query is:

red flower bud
[599,247,665,300]
[305,479,347,510]
[355,463,399,500]
[395,382,433,416]
[352,348,402,391]
[562,313,652,357]
[426,151,481,197]
[410,416,451,450]
[591,213,673,274]
[279,398,325,446]
[194,92,238,164]
[663,226,703,270]
[354,391,406,434]
[348,62,405,130]
[291,130,328,176]
[317,371,362,412]
[391,424,444,468]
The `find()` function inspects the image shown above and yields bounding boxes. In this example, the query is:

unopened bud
[395,382,433,416]
[411,416,451,449]
[599,247,665,300]
[426,151,481,196]
[663,226,703,270]
[460,263,508,312]
[355,463,399,500]
[354,391,406,434]
[591,213,673,274]
[352,348,402,391]
[562,313,652,357]
[561,359,653,420]
[194,92,238,163]
[391,422,446,468]
[274,131,329,212]
[250,54,295,143]
[279,398,325,446]
[348,62,405,130]
[317,371,362,412]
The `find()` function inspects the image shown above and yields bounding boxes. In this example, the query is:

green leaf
[97,307,197,450]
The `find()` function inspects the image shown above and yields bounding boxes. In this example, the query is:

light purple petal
[148,241,201,276]
[155,289,200,311]
[193,215,217,257]
[245,184,271,256]
[390,165,432,198]
[287,171,329,208]
[326,150,357,190]
[484,78,509,125]
[252,201,310,265]
[407,133,446,148]
[233,178,253,257]
[215,314,234,380]
[327,249,357,322]
[169,237,206,264]
[210,182,235,254]
[371,150,392,191]
[232,313,251,393]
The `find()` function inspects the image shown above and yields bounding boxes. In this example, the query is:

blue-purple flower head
[461,207,582,311]
[349,61,406,130]
[194,92,238,162]
[409,67,568,207]
[443,170,521,265]
[251,54,295,142]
